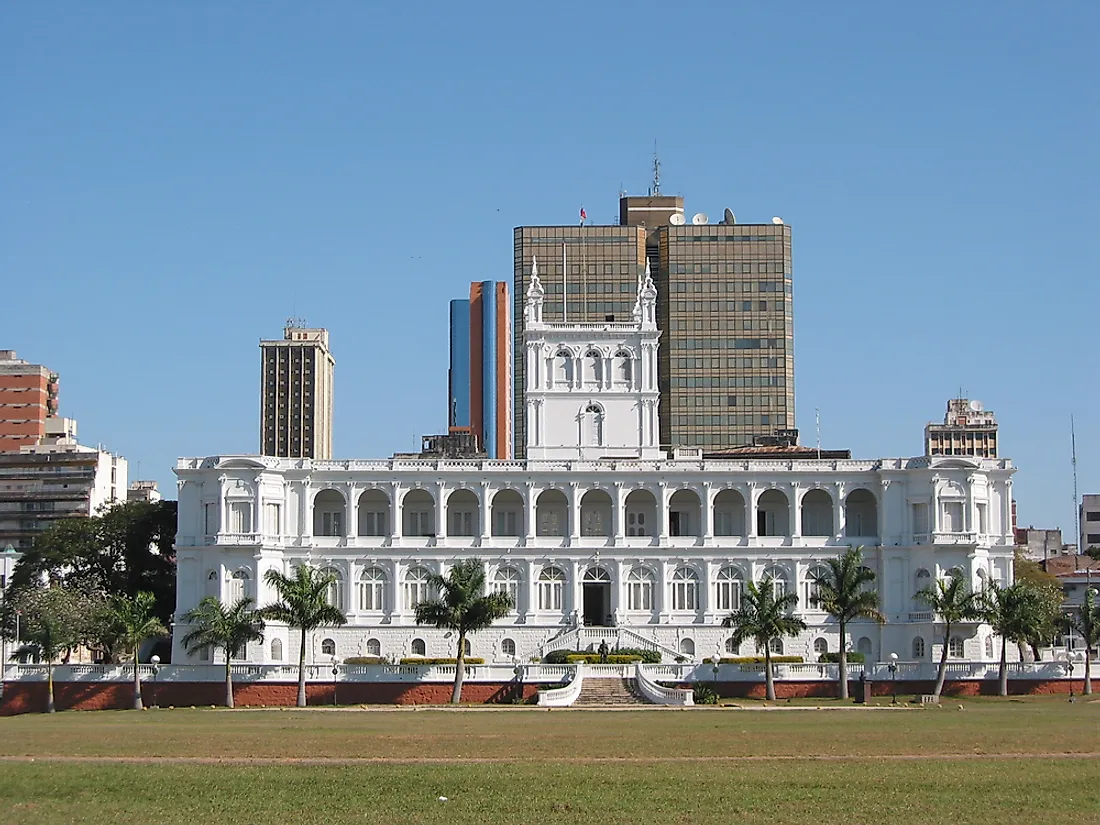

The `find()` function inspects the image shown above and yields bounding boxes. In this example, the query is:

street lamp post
[150,655,161,708]
[331,657,339,707]
[1064,652,1076,701]
[888,653,899,705]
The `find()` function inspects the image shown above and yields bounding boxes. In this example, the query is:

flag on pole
[579,206,587,225]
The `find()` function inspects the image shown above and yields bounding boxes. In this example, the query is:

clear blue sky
[2,3,1097,536]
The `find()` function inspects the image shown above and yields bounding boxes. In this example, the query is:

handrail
[635,663,694,706]
[537,664,584,707]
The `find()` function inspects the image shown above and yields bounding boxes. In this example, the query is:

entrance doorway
[582,566,612,627]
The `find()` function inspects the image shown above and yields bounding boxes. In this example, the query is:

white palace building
[171,265,1017,668]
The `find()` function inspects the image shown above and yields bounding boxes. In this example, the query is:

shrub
[542,647,661,665]
[693,685,719,705]
[563,654,643,664]
[343,656,386,665]
[818,652,865,664]
[720,656,804,664]
[397,657,486,665]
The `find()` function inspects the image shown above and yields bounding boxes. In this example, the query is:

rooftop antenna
[815,408,821,460]
[651,142,661,196]
[1072,415,1080,553]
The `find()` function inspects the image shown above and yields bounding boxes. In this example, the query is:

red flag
[579,207,587,222]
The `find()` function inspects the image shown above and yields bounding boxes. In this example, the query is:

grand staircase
[575,677,650,706]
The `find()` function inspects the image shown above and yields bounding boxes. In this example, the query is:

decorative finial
[527,255,543,296]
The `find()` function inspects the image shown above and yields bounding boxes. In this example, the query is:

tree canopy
[9,500,177,622]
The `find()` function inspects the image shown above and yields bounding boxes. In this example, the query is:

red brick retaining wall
[0,678,1087,715]
[0,681,537,715]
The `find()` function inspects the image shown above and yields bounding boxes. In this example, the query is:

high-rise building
[512,194,795,455]
[1081,494,1100,553]
[448,282,512,458]
[924,398,998,458]
[260,326,335,459]
[0,350,59,453]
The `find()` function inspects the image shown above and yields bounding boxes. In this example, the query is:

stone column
[347,484,359,542]
[657,559,671,622]
[746,484,759,539]
[524,483,537,544]
[612,482,625,544]
[435,483,448,542]
[701,560,715,622]
[568,559,581,625]
[790,484,803,540]
[479,483,492,542]
[701,483,714,541]
[391,483,404,540]
[299,479,311,543]
[833,482,846,539]
[523,558,538,622]
[391,560,405,619]
[568,482,581,543]
[658,482,670,541]
[611,557,624,625]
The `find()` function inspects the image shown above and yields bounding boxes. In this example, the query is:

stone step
[575,677,650,705]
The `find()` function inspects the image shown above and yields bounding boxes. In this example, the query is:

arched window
[715,566,744,612]
[582,404,604,447]
[493,566,521,608]
[948,636,965,659]
[463,638,472,657]
[761,565,788,600]
[404,566,432,608]
[501,638,516,657]
[913,636,926,659]
[984,635,994,659]
[358,567,387,612]
[313,489,346,537]
[538,566,565,611]
[856,637,872,656]
[803,565,829,609]
[270,638,283,662]
[671,567,699,611]
[227,569,249,602]
[813,638,829,656]
[321,638,336,658]
[679,638,695,656]
[411,638,426,657]
[584,350,603,386]
[320,567,343,611]
[553,350,573,383]
[769,637,784,655]
[205,570,219,598]
[366,638,382,657]
[613,350,633,385]
[724,637,739,654]
[627,566,655,611]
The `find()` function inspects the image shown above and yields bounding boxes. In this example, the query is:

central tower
[523,259,661,461]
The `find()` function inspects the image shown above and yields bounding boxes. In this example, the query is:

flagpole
[562,242,568,323]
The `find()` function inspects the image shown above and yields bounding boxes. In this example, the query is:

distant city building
[0,350,59,453]
[1081,494,1100,553]
[925,398,998,458]
[0,434,128,551]
[128,480,162,503]
[448,282,511,458]
[1014,527,1071,563]
[513,193,794,457]
[259,326,335,460]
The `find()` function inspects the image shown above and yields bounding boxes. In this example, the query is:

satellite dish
[691,212,709,225]
[969,400,983,412]
[723,208,736,225]
[669,212,686,226]
[771,216,784,225]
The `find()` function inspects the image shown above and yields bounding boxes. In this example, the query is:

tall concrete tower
[259,325,335,459]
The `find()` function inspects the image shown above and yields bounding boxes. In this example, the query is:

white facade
[172,267,1017,669]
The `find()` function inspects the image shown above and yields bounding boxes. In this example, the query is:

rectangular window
[204,503,219,535]
[264,503,281,536]
[1086,512,1100,521]
[229,501,252,534]
[911,503,929,537]
[942,501,964,533]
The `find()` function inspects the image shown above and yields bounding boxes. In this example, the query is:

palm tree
[983,583,1044,696]
[107,591,168,710]
[413,559,513,704]
[1068,585,1099,695]
[181,597,266,708]
[722,578,806,701]
[916,574,983,698]
[16,587,84,713]
[261,566,346,707]
[811,547,885,700]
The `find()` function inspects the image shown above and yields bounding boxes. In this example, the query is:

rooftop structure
[0,350,59,453]
[925,398,998,458]
[259,325,335,460]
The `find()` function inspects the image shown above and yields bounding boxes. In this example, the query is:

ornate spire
[525,255,545,326]
[633,259,657,328]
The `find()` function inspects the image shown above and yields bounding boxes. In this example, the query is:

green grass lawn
[0,699,1097,824]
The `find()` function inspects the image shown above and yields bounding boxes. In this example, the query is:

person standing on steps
[598,640,609,663]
